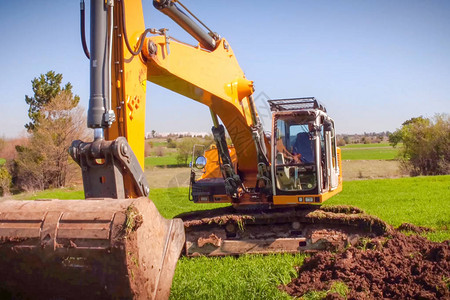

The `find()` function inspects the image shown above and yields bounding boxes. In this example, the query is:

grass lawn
[324,175,450,242]
[157,175,449,299]
[13,176,449,241]
[11,175,449,299]
[13,187,84,200]
[340,143,399,160]
[171,254,305,300]
[150,176,450,242]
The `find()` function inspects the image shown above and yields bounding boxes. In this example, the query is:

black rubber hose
[80,0,90,59]
[120,0,152,56]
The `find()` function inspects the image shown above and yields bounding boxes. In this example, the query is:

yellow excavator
[0,0,386,298]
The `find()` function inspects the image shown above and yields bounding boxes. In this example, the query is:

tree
[389,114,449,176]
[13,91,87,190]
[25,71,80,131]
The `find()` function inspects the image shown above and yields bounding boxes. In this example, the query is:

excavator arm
[78,0,272,202]
[76,0,270,200]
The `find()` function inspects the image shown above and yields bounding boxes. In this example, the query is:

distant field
[144,147,189,168]
[144,155,180,168]
[0,158,5,166]
[341,143,391,148]
[144,142,398,168]
[340,143,398,160]
[149,141,168,147]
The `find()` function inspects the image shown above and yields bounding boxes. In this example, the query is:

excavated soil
[281,231,449,299]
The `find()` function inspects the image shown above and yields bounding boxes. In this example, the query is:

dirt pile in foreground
[281,232,449,299]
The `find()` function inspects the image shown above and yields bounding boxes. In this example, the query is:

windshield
[274,117,317,192]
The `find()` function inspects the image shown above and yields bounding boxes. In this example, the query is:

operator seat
[293,132,314,163]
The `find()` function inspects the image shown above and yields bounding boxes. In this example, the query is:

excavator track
[0,197,184,300]
[179,205,389,256]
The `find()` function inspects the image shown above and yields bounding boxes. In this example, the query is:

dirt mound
[397,222,434,234]
[281,232,449,299]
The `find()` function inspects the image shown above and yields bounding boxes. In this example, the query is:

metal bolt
[147,40,157,56]
[225,222,237,234]
[292,221,301,230]
[120,143,128,156]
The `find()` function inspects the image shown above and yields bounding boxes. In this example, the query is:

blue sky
[0,0,449,138]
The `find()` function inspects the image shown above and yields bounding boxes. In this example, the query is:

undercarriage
[179,205,389,257]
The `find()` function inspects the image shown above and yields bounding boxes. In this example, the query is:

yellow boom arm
[107,0,268,187]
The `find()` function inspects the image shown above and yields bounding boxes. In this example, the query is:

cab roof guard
[268,97,327,113]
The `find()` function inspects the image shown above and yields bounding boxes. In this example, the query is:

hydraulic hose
[80,0,90,59]
[120,0,152,56]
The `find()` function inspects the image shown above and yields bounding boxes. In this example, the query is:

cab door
[323,119,339,190]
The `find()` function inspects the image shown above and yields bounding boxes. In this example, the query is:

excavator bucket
[0,197,185,300]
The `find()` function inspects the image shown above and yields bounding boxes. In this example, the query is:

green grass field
[154,175,449,299]
[144,152,182,168]
[325,175,450,241]
[341,143,392,148]
[12,175,449,300]
[13,187,84,200]
[340,143,399,160]
[149,141,168,147]
[15,176,449,240]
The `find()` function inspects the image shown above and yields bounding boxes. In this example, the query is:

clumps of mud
[398,222,435,234]
[281,232,449,300]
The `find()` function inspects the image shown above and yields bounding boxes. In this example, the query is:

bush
[0,166,11,196]
[176,137,213,166]
[144,141,153,157]
[167,138,177,148]
[389,114,449,176]
[155,146,165,157]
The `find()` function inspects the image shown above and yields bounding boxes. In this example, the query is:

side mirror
[323,120,333,132]
[194,156,207,169]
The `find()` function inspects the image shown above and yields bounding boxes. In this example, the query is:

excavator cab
[269,98,342,205]
[273,116,318,192]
